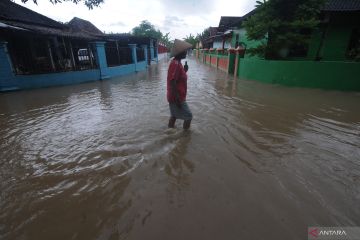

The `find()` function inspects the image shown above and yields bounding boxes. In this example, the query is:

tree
[243,0,325,59]
[183,34,197,48]
[194,27,212,48]
[18,0,104,9]
[197,27,210,42]
[132,20,174,49]
[161,32,173,50]
[132,20,163,40]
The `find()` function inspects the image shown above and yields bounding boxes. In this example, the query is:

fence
[194,48,360,91]
[136,47,145,62]
[7,38,97,75]
[158,44,168,54]
[104,43,133,67]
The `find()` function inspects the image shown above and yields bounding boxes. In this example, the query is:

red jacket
[167,59,187,103]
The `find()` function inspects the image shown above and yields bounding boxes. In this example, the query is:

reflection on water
[0,58,359,240]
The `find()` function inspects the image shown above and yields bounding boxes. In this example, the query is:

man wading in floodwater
[167,39,193,129]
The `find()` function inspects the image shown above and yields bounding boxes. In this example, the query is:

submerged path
[0,56,359,240]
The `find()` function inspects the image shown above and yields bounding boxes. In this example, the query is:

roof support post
[68,40,76,70]
[47,40,56,71]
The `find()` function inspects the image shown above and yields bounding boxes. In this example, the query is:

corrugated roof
[323,0,360,11]
[0,0,64,28]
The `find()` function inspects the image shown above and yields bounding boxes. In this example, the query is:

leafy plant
[132,20,173,49]
[18,0,104,9]
[243,0,325,59]
[183,34,197,48]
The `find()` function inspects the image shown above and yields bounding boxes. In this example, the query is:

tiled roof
[209,27,218,36]
[323,0,360,11]
[68,17,104,36]
[0,0,64,28]
[0,1,101,40]
[218,10,257,33]
[0,20,101,40]
[218,17,242,32]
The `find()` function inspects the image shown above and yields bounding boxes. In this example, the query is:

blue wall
[3,69,101,91]
[106,64,136,78]
[136,61,147,72]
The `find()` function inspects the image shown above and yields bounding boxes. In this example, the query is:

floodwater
[0,56,359,240]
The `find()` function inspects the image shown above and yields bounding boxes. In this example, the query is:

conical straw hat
[170,39,192,57]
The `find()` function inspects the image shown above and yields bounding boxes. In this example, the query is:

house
[201,27,218,49]
[307,0,360,61]
[228,0,360,61]
[195,0,360,91]
[0,0,155,91]
[103,33,158,65]
[217,16,242,49]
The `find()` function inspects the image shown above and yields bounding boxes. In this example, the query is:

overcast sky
[16,0,257,39]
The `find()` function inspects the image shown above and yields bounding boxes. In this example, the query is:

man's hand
[184,61,189,72]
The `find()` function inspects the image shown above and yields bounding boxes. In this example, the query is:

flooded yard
[0,57,359,240]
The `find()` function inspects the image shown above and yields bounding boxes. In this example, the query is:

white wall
[213,40,231,49]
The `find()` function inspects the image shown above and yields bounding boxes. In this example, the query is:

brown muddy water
[0,57,359,240]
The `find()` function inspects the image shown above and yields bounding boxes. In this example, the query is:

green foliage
[161,32,173,50]
[132,20,173,49]
[19,0,104,9]
[197,28,210,41]
[132,20,162,39]
[243,0,325,58]
[183,34,197,48]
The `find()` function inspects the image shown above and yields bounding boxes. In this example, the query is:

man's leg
[183,120,191,130]
[168,117,176,128]
[181,102,192,130]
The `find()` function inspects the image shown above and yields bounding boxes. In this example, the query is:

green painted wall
[238,28,265,59]
[238,59,360,91]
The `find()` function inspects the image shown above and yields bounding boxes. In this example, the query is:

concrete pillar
[0,41,16,91]
[93,41,109,79]
[234,50,240,77]
[149,39,154,62]
[141,45,148,67]
[227,49,236,74]
[155,42,159,62]
[128,44,138,71]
